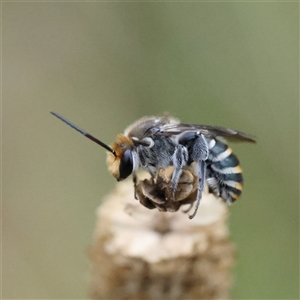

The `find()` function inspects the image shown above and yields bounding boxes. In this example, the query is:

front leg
[187,134,208,219]
[170,145,188,199]
[189,160,206,219]
[133,173,138,199]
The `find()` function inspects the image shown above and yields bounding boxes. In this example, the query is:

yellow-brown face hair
[107,134,134,181]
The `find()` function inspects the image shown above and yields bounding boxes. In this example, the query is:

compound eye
[119,149,133,180]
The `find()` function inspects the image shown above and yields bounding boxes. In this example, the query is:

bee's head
[106,134,135,181]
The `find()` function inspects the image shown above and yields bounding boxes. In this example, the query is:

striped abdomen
[205,138,243,204]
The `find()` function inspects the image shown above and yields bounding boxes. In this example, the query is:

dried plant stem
[89,180,235,300]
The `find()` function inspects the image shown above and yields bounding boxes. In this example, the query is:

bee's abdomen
[206,138,243,204]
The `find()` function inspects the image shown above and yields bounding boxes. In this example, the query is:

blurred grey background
[3,2,298,299]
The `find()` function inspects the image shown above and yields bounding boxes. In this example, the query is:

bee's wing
[126,115,180,139]
[160,123,256,143]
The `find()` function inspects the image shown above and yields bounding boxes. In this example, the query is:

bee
[51,112,255,219]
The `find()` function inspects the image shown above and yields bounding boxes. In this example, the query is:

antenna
[50,112,116,156]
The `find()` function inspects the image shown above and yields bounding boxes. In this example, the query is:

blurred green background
[3,2,298,299]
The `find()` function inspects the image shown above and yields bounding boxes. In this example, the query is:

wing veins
[159,123,256,143]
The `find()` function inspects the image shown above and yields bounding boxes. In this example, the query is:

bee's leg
[190,133,209,161]
[132,173,138,199]
[170,145,188,199]
[138,193,157,210]
[170,168,182,199]
[184,134,208,219]
[198,159,206,193]
[134,178,157,210]
[189,160,206,219]
[182,203,194,213]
